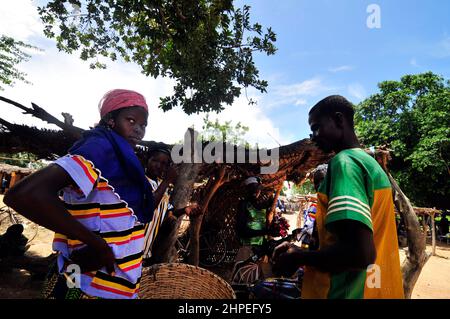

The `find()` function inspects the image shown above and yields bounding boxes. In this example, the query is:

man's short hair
[309,95,355,126]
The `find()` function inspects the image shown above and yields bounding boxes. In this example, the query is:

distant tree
[38,0,277,114]
[355,72,450,208]
[0,35,40,90]
[201,114,250,147]
[291,180,315,196]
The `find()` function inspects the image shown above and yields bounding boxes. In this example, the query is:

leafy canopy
[0,36,40,90]
[355,72,450,208]
[289,180,315,196]
[38,0,277,114]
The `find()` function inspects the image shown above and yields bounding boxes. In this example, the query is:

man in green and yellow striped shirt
[273,95,404,299]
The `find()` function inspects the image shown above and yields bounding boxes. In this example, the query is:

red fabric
[98,89,148,118]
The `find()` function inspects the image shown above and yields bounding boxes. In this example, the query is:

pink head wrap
[98,89,148,118]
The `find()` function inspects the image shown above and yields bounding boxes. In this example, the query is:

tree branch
[0,95,83,139]
[387,173,430,298]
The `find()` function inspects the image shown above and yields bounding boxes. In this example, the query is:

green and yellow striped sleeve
[326,156,373,231]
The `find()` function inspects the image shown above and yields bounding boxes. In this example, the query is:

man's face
[147,152,171,179]
[308,111,342,153]
[112,106,148,147]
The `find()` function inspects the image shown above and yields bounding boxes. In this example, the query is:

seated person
[235,177,274,262]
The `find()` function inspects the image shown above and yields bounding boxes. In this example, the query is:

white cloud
[1,44,287,148]
[274,78,325,97]
[1,36,285,150]
[294,99,307,106]
[0,0,289,150]
[410,58,418,67]
[201,95,289,148]
[262,77,335,110]
[328,65,354,73]
[0,0,43,41]
[347,83,367,101]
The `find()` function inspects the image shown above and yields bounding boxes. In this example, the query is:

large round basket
[139,263,236,299]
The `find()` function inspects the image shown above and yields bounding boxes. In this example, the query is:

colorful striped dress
[143,178,173,259]
[51,155,145,299]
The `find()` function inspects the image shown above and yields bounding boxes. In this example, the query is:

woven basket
[139,263,236,299]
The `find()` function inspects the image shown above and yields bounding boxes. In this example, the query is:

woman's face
[111,106,148,147]
[147,152,171,179]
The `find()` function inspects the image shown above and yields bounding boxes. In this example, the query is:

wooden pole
[431,213,436,256]
[187,166,227,266]
[9,172,18,188]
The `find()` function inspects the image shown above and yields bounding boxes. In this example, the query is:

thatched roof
[0,163,35,175]
[394,206,442,216]
[413,207,442,216]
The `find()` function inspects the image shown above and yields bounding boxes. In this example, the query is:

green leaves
[355,72,450,208]
[200,114,250,147]
[0,36,41,90]
[37,0,277,114]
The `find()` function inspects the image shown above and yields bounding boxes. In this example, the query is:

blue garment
[68,126,154,223]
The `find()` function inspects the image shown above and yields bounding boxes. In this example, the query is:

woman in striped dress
[5,89,154,299]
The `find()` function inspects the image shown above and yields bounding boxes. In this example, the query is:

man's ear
[333,112,345,128]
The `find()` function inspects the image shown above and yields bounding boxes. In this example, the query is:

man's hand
[271,241,291,261]
[184,203,202,217]
[272,243,303,277]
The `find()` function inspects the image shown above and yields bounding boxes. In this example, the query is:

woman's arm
[4,164,115,273]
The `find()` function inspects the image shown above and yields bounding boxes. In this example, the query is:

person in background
[301,164,328,251]
[142,146,200,265]
[235,177,275,262]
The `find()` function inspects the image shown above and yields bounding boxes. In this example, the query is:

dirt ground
[1,195,449,299]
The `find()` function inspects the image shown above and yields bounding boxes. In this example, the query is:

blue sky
[1,0,449,147]
[241,0,450,141]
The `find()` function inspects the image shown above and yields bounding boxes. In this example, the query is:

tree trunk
[158,162,201,263]
[387,173,430,299]
[187,166,227,266]
[157,128,201,263]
